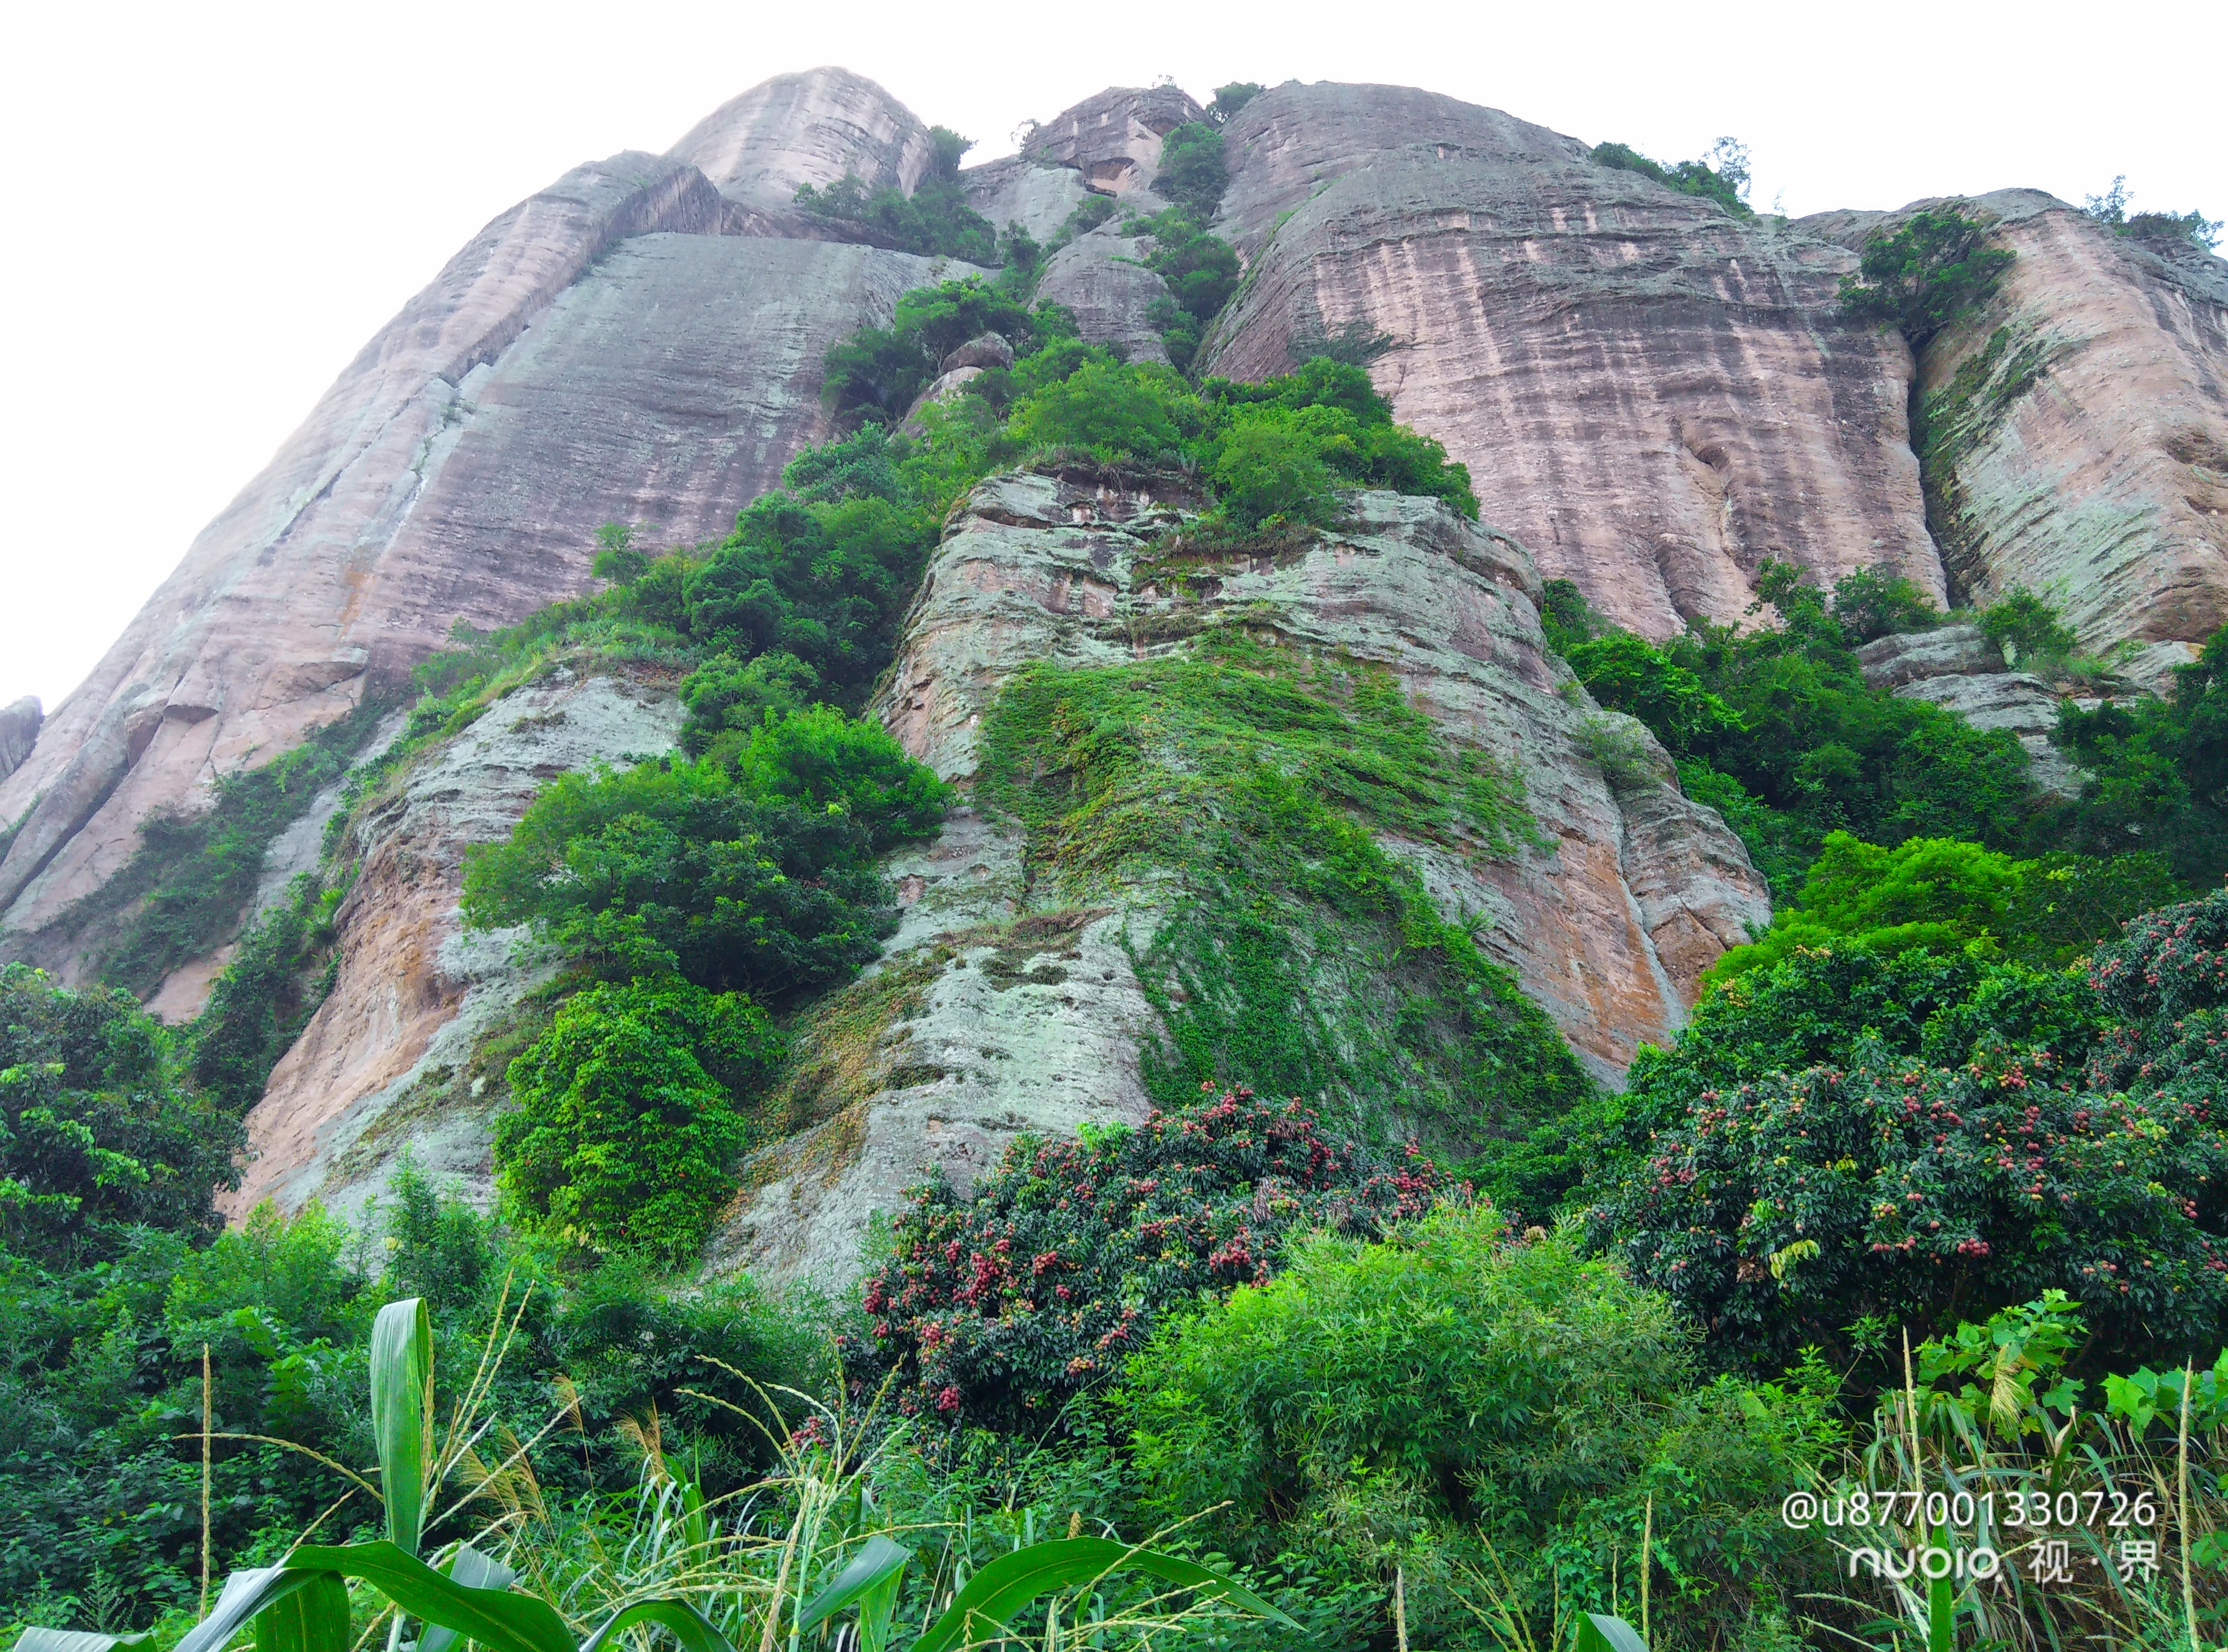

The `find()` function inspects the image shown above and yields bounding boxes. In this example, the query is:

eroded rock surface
[1024,86,1202,197]
[1200,82,1940,639]
[1856,194,2228,650]
[0,115,969,943]
[0,698,39,785]
[222,671,683,1221]
[1034,232,1174,364]
[669,66,935,209]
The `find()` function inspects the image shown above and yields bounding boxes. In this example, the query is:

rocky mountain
[7,69,2225,1280]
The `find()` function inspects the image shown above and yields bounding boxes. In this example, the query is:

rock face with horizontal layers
[705,472,1771,1285]
[0,71,973,967]
[1199,82,1942,640]
[1828,193,2228,657]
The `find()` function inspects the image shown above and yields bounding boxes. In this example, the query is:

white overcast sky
[2,0,2220,715]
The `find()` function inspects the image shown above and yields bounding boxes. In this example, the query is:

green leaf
[577,1600,738,1652]
[796,1536,912,1632]
[175,1569,331,1652]
[1578,1614,1649,1652]
[288,1542,572,1652]
[14,1633,155,1652]
[255,1572,352,1652]
[370,1298,433,1557]
[910,1537,1297,1652]
[420,1546,517,1652]
[857,1563,905,1652]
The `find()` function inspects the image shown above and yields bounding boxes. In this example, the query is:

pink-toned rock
[1025,85,1202,197]
[1863,194,2228,649]
[0,116,973,944]
[1200,82,1941,640]
[669,66,936,208]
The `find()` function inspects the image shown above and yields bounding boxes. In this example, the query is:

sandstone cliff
[1198,82,1941,640]
[1826,194,2228,672]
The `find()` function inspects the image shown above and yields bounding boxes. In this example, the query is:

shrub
[1704,831,2024,983]
[1979,584,2077,671]
[459,742,918,998]
[1005,358,1194,460]
[2083,175,2223,251]
[1831,561,1940,643]
[1154,122,1228,217]
[1591,138,1753,217]
[1209,413,1341,527]
[846,1085,1452,1430]
[1838,205,2014,344]
[493,976,779,1262]
[1597,890,2228,1375]
[0,965,243,1267]
[1121,1207,1833,1647]
[793,127,997,262]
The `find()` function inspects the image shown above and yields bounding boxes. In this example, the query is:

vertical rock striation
[1817,193,2228,661]
[1200,82,1942,640]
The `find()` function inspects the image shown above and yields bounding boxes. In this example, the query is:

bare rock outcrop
[222,670,684,1220]
[1033,231,1175,364]
[711,471,1770,1283]
[1854,623,2005,687]
[0,698,39,785]
[962,154,1094,244]
[1872,193,2228,650]
[668,66,935,209]
[1024,85,1202,197]
[1199,82,1941,640]
[0,98,975,945]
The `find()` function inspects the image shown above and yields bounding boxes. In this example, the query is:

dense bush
[1120,1206,1835,1650]
[1591,137,1753,217]
[1551,562,2038,894]
[2049,624,2228,884]
[847,1085,1451,1430]
[2083,175,2223,251]
[1594,889,2228,1375]
[493,976,779,1262]
[793,127,997,262]
[0,964,242,1267]
[461,716,947,997]
[1839,204,2015,344]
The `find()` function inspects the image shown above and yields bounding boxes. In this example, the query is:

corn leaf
[15,1633,155,1652]
[289,1542,572,1652]
[254,1572,352,1652]
[370,1298,433,1557]
[577,1600,738,1652]
[910,1537,1297,1652]
[420,1545,517,1652]
[1578,1613,1649,1652]
[796,1536,912,1632]
[175,1568,331,1652]
[856,1561,906,1652]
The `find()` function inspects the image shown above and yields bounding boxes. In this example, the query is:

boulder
[1025,85,1203,196]
[1035,232,1173,364]
[0,697,38,784]
[1893,671,2084,798]
[939,331,1015,373]
[1856,623,2004,687]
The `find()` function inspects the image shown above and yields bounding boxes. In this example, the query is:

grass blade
[910,1537,1298,1652]
[796,1536,912,1633]
[254,1572,352,1652]
[15,1635,154,1652]
[578,1600,740,1652]
[370,1299,433,1557]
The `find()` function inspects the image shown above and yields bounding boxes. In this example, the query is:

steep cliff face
[1841,194,2228,664]
[221,669,683,1221]
[669,66,937,209]
[1199,82,1942,640]
[709,469,1767,1283]
[0,77,972,973]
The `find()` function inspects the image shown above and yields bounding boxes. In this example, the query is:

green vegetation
[1589,136,1752,217]
[2084,175,2223,250]
[1594,886,2228,1377]
[977,636,1584,1155]
[793,127,998,262]
[1838,204,2014,344]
